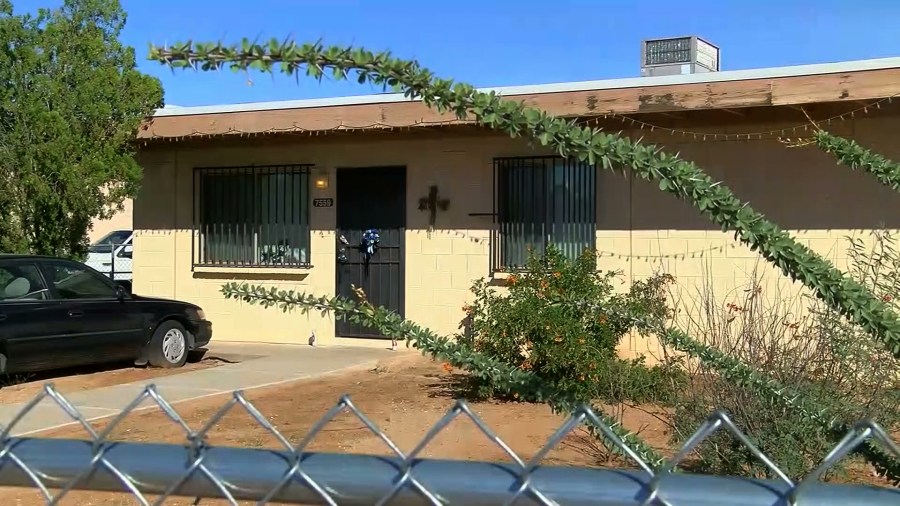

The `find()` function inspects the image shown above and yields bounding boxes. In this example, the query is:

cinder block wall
[133,114,900,361]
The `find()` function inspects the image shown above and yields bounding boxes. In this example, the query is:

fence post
[110,243,116,282]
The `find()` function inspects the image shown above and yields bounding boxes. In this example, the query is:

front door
[335,166,406,338]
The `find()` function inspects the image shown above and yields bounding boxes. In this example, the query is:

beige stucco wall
[132,113,900,359]
[88,199,133,242]
[598,115,900,357]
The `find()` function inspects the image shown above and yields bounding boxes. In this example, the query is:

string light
[580,93,900,142]
[595,243,740,261]
[141,118,469,143]
[407,229,742,261]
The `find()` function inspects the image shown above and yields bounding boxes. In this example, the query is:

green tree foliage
[0,0,162,258]
[813,129,900,190]
[147,40,900,357]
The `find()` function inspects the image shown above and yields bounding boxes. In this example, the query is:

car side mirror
[115,284,128,300]
[118,245,133,259]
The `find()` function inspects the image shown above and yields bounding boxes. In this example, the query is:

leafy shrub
[600,355,686,405]
[674,366,838,479]
[460,246,683,404]
[809,230,900,426]
[669,232,900,480]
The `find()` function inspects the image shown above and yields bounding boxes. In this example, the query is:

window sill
[489,270,525,285]
[193,265,313,275]
[491,267,527,278]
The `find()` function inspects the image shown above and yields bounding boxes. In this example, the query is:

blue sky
[14,0,900,107]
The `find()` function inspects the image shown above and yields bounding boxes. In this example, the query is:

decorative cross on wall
[418,185,450,233]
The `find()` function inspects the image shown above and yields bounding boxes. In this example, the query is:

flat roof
[154,56,900,118]
[141,56,900,141]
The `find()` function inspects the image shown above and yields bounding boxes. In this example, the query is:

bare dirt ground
[0,353,893,505]
[0,352,226,405]
[0,353,673,505]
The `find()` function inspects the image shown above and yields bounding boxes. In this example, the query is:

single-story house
[132,56,900,356]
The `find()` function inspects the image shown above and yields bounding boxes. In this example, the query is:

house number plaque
[313,198,334,208]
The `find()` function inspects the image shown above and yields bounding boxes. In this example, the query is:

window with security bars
[193,165,311,268]
[492,156,597,270]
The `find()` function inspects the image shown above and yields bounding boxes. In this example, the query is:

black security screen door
[335,166,406,339]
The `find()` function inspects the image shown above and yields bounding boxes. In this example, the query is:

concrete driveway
[0,343,397,436]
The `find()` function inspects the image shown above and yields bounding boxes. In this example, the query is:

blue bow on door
[361,229,380,262]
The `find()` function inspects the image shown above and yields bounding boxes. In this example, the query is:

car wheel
[147,320,189,368]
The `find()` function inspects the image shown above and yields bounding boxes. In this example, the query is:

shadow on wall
[628,139,900,231]
[132,126,900,237]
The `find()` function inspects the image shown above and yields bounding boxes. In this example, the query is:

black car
[0,254,212,374]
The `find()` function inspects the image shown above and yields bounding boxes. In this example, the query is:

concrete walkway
[0,343,396,436]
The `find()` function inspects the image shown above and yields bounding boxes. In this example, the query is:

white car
[84,229,134,286]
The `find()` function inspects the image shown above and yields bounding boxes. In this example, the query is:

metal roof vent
[641,36,720,77]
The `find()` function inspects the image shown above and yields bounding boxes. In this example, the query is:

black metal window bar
[192,164,312,268]
[491,156,597,271]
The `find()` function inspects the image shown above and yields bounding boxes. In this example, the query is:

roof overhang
[138,56,900,142]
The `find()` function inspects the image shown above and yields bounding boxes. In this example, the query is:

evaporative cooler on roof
[640,36,720,77]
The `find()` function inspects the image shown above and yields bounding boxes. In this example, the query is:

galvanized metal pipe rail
[0,437,897,505]
[0,385,896,505]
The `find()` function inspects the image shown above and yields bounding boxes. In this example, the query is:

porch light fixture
[313,171,330,190]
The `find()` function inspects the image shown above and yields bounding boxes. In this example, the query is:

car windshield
[89,230,132,253]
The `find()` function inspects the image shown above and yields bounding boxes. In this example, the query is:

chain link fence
[0,383,897,505]
[85,241,133,290]
[106,242,133,286]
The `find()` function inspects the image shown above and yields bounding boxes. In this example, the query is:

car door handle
[0,314,6,322]
[68,310,84,318]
